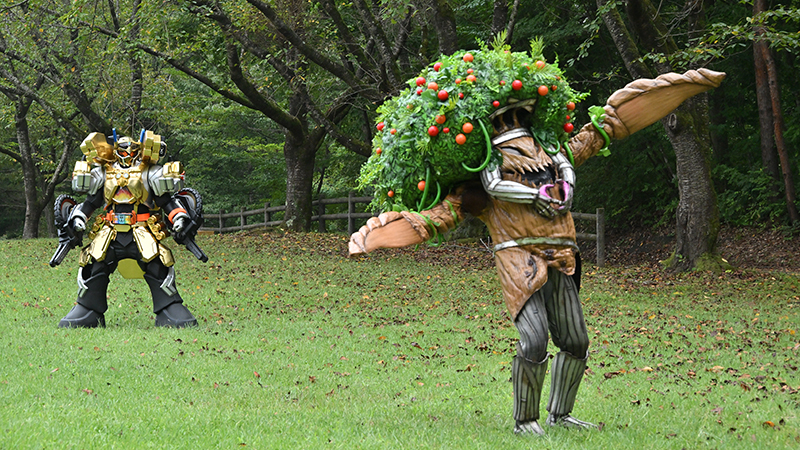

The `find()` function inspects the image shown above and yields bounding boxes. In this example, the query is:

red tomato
[551,85,557,91]
[438,90,449,101]
[462,123,474,134]
[535,60,546,69]
[376,148,382,155]
[443,127,450,133]
[512,80,523,90]
[459,93,464,99]
[433,62,442,71]
[417,180,426,191]
[467,68,474,74]
[499,80,506,86]
[377,122,385,131]
[435,115,446,125]
[428,125,439,136]
[492,100,500,108]
[415,77,425,86]
[427,82,438,91]
[466,75,476,83]
[567,102,576,111]
[463,53,474,62]
[416,88,423,95]
[563,123,574,133]
[455,78,462,84]
[390,128,397,134]
[387,190,394,198]
[455,133,467,145]
[537,85,549,96]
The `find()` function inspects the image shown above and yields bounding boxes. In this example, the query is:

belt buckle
[113,213,134,225]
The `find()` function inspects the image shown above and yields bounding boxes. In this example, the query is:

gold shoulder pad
[163,161,184,178]
[141,130,163,162]
[80,133,113,163]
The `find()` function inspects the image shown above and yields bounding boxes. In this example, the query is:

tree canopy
[0,0,798,270]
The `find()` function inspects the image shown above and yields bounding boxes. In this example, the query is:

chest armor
[104,164,151,208]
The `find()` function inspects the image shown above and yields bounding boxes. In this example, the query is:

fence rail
[201,196,605,267]
[201,193,375,235]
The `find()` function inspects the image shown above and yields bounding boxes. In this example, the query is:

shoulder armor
[80,132,114,163]
[140,130,164,163]
[72,161,105,194]
[149,161,185,196]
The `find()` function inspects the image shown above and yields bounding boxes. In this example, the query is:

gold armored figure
[55,129,204,328]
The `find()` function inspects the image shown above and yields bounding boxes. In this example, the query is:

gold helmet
[115,136,140,167]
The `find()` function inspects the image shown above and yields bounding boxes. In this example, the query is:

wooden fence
[201,195,605,267]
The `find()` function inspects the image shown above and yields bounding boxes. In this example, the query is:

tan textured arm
[568,68,726,167]
[349,194,464,256]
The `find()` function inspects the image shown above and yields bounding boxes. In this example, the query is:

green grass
[1,232,798,449]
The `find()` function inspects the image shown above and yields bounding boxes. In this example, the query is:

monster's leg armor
[543,268,596,429]
[512,288,551,435]
[59,262,111,328]
[143,259,197,328]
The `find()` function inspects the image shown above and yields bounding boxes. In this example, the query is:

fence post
[317,193,326,233]
[348,191,356,235]
[264,202,270,227]
[240,207,245,231]
[218,209,224,233]
[596,207,605,268]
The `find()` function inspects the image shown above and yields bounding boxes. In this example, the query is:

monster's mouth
[488,98,537,120]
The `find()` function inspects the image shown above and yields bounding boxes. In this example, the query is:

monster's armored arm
[481,150,575,217]
[567,68,726,167]
[349,193,465,256]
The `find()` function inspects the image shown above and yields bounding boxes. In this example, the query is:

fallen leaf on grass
[457,364,476,373]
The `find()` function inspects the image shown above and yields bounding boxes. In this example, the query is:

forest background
[1,0,799,271]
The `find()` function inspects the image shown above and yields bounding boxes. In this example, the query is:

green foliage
[165,98,287,214]
[1,236,799,448]
[713,165,788,227]
[359,41,586,213]
[573,125,678,229]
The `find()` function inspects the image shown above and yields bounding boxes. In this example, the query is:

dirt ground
[582,225,800,272]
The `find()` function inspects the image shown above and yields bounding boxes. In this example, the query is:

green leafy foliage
[359,40,586,213]
[714,165,788,227]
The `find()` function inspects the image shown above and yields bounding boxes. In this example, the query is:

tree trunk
[753,0,782,199]
[598,0,722,271]
[666,98,720,271]
[491,0,507,38]
[15,98,43,239]
[753,0,799,224]
[430,0,458,56]
[283,134,317,231]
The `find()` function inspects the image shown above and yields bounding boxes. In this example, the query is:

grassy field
[0,231,798,449]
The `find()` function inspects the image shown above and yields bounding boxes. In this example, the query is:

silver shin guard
[512,350,548,423]
[546,350,587,418]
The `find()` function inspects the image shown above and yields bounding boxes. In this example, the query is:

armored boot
[545,351,596,429]
[59,271,109,328]
[144,267,197,328]
[512,348,548,435]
